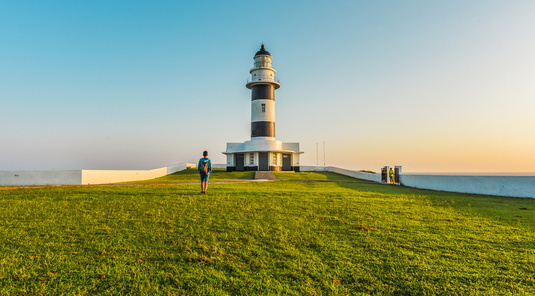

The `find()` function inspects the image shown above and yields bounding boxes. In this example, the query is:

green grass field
[123,168,255,183]
[273,171,369,182]
[1,171,534,295]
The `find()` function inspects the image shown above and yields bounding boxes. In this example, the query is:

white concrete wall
[292,153,300,167]
[81,163,196,185]
[0,170,82,186]
[400,174,535,198]
[226,154,234,167]
[1,163,195,186]
[81,168,167,185]
[327,167,382,183]
[167,163,195,174]
[225,142,245,154]
[300,166,329,172]
[300,166,381,182]
[282,142,300,152]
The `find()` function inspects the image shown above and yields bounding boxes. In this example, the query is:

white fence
[400,174,535,198]
[0,170,82,186]
[80,163,196,185]
[300,166,381,182]
[0,163,196,186]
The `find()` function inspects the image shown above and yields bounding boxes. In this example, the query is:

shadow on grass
[269,169,535,231]
[273,171,369,182]
[336,181,535,230]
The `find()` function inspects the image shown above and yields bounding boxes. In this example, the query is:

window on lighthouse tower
[261,104,266,112]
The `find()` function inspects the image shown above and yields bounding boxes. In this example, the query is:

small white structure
[224,45,303,172]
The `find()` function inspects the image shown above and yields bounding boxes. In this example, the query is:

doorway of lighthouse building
[282,154,292,171]
[258,152,269,171]
[235,154,245,171]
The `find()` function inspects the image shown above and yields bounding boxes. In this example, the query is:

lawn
[123,168,255,183]
[273,171,369,182]
[1,172,534,295]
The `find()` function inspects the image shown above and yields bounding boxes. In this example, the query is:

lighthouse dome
[254,44,271,57]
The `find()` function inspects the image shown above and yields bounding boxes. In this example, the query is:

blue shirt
[198,158,212,174]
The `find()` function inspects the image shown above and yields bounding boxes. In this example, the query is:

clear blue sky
[1,0,534,173]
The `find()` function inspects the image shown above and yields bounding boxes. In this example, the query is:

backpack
[200,161,209,174]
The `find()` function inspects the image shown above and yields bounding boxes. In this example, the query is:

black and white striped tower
[246,44,280,140]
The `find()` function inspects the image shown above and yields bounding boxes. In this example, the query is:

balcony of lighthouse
[246,75,280,89]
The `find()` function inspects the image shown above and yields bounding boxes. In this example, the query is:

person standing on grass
[389,167,395,184]
[198,150,212,194]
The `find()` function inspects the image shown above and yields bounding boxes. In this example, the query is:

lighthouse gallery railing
[247,76,280,83]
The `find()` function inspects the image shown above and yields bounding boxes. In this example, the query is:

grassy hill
[1,171,534,295]
[122,168,255,183]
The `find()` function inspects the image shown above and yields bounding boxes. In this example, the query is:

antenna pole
[316,143,319,169]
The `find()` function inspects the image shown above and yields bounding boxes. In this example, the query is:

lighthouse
[247,44,279,139]
[224,44,303,172]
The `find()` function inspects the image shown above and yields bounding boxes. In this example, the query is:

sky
[1,0,534,173]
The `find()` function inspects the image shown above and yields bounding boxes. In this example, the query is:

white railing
[247,76,280,83]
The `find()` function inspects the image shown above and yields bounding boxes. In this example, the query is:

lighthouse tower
[224,44,303,172]
[247,44,279,140]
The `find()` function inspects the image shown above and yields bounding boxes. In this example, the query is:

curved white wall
[400,174,535,198]
[0,163,195,186]
[300,166,381,182]
[0,170,82,186]
[81,163,195,185]
[82,168,162,185]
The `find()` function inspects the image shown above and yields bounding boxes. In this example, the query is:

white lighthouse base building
[224,138,302,172]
